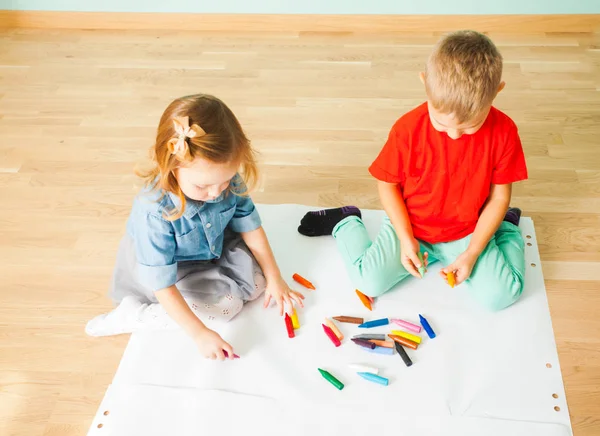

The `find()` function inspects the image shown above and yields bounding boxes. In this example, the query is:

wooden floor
[0,28,599,436]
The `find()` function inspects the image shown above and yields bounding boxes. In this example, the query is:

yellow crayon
[325,318,344,341]
[291,308,300,329]
[391,330,422,344]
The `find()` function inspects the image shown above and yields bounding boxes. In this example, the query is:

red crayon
[285,313,295,338]
[223,350,240,359]
[322,324,341,347]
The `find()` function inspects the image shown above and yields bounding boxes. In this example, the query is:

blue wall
[1,0,599,14]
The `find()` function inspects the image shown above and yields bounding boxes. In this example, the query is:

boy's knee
[476,279,524,311]
[355,273,393,298]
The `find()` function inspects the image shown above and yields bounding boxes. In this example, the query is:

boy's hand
[400,237,428,278]
[194,328,235,361]
[263,275,305,316]
[440,250,479,286]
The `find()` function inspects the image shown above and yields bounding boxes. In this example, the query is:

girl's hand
[440,250,479,286]
[263,275,305,316]
[193,328,235,361]
[400,237,428,278]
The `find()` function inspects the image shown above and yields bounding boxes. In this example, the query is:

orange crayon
[369,340,394,349]
[293,273,315,290]
[325,318,344,341]
[388,334,418,350]
[447,271,456,288]
[355,290,372,311]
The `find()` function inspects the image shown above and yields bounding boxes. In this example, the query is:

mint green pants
[332,216,526,311]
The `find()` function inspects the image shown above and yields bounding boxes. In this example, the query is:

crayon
[333,316,364,324]
[325,318,344,340]
[292,273,315,290]
[366,346,394,356]
[366,295,375,304]
[318,368,344,390]
[291,308,300,329]
[322,324,341,347]
[357,372,389,386]
[394,342,413,367]
[348,364,379,375]
[419,314,436,339]
[351,338,376,349]
[388,334,418,350]
[358,318,389,329]
[369,340,394,348]
[391,330,422,344]
[417,252,426,278]
[284,313,295,338]
[447,271,456,288]
[222,350,240,359]
[353,334,386,341]
[390,318,422,333]
[355,290,372,311]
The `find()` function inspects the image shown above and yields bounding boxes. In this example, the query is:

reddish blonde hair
[137,94,258,220]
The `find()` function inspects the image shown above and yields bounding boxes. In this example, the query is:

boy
[298,30,528,311]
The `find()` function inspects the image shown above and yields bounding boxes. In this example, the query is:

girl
[86,94,304,360]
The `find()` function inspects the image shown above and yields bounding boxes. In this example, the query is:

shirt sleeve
[228,175,262,233]
[134,213,178,291]
[368,124,405,184]
[492,123,528,185]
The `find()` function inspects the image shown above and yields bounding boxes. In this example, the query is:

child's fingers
[293,290,305,300]
[403,256,421,278]
[277,296,285,316]
[215,348,226,361]
[223,344,235,360]
[290,292,304,308]
[263,293,272,309]
[283,295,292,313]
[423,251,430,267]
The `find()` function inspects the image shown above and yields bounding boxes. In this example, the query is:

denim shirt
[125,175,261,291]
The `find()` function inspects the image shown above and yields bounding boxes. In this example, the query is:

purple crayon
[223,350,240,359]
[351,338,376,349]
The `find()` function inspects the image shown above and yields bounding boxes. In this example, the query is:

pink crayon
[223,350,240,359]
[391,318,421,333]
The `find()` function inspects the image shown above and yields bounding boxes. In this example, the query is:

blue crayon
[419,314,436,339]
[357,372,389,386]
[358,318,389,328]
[366,346,394,355]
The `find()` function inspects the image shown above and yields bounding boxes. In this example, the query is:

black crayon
[395,341,413,367]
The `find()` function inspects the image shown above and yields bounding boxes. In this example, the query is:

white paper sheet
[88,205,573,436]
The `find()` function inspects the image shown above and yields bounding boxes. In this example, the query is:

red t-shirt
[369,103,528,243]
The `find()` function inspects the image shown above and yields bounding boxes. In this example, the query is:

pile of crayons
[318,313,437,389]
[286,273,439,390]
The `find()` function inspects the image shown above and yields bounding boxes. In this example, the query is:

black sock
[298,206,362,237]
[504,207,522,227]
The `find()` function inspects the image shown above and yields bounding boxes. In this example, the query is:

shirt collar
[167,191,226,219]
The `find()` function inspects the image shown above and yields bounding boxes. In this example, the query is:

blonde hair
[137,94,258,220]
[424,30,503,123]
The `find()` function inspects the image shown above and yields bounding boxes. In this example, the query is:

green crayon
[417,252,426,278]
[318,368,344,390]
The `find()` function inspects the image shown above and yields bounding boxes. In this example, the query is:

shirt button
[206,223,212,229]
[211,245,215,251]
